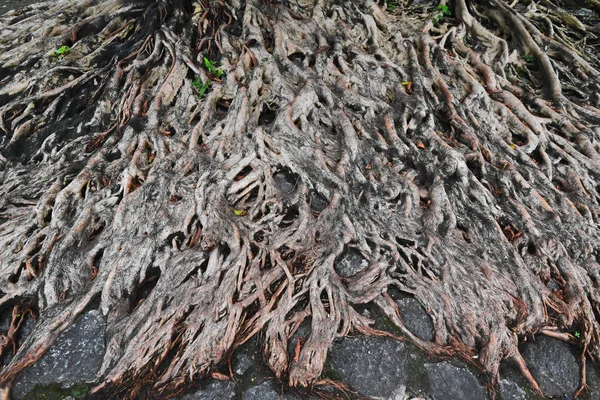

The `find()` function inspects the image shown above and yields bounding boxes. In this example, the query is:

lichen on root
[1,0,600,398]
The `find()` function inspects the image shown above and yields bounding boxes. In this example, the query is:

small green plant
[53,45,71,60]
[574,331,581,338]
[191,57,224,99]
[192,75,210,99]
[432,4,452,26]
[523,54,535,63]
[203,57,223,77]
[386,0,399,10]
[437,4,451,15]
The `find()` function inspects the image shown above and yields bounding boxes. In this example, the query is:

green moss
[26,383,89,400]
[404,343,430,395]
[372,314,403,336]
[321,359,344,382]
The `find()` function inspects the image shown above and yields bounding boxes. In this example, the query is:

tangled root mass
[1,0,600,398]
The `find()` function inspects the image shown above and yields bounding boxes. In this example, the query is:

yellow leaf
[233,209,246,216]
[401,81,411,85]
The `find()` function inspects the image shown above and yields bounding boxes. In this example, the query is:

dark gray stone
[397,297,434,341]
[586,362,600,400]
[232,336,261,377]
[329,336,408,398]
[309,192,328,212]
[242,381,296,400]
[521,336,579,396]
[274,172,296,194]
[499,379,527,400]
[0,310,10,332]
[13,310,106,399]
[334,248,368,278]
[17,314,36,346]
[0,0,39,14]
[180,380,236,400]
[425,362,487,400]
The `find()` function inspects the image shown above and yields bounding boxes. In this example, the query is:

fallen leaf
[210,372,230,381]
[293,338,303,363]
[233,209,246,216]
[417,141,425,149]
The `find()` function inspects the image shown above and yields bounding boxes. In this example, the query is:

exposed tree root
[1,0,600,398]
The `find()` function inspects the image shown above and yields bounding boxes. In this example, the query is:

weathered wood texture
[1,0,600,398]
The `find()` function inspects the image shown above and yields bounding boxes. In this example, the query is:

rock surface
[6,305,597,400]
[329,336,408,398]
[521,336,579,397]
[273,171,297,194]
[180,381,236,400]
[334,248,369,277]
[242,381,296,400]
[425,362,487,400]
[232,336,261,377]
[12,310,106,399]
[499,379,527,400]
[396,297,434,342]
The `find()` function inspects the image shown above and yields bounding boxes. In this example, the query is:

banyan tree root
[1,0,600,398]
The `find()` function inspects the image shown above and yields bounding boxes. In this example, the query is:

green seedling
[53,45,71,60]
[432,4,452,26]
[204,57,216,73]
[574,331,581,338]
[437,4,451,16]
[515,66,527,77]
[523,54,535,63]
[192,75,211,99]
[203,57,223,77]
[386,0,399,10]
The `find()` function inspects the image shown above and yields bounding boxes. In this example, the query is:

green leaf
[437,4,451,16]
[522,54,535,63]
[204,57,216,73]
[197,82,210,98]
[191,75,211,99]
[54,45,71,56]
[216,69,223,78]
[191,75,202,90]
[233,209,246,216]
